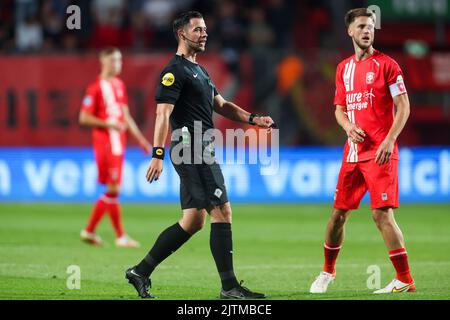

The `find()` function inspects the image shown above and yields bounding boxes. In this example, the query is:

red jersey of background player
[81,76,127,156]
[334,49,407,162]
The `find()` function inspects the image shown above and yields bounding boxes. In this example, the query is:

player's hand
[108,122,127,132]
[345,123,365,143]
[254,116,276,132]
[146,158,163,183]
[375,137,395,165]
[139,139,151,154]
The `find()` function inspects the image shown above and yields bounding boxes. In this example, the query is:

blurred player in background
[79,47,151,248]
[310,8,415,294]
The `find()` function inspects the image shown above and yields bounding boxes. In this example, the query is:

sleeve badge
[161,72,175,86]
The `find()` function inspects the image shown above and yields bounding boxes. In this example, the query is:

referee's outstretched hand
[254,116,276,132]
[146,158,163,183]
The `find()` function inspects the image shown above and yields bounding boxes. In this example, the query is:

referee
[126,11,275,299]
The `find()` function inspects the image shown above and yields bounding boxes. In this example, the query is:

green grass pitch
[0,203,449,300]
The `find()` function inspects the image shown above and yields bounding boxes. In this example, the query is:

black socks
[135,223,191,278]
[210,223,239,290]
[135,221,239,291]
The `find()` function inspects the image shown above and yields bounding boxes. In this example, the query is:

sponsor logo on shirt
[161,72,175,86]
[346,90,375,111]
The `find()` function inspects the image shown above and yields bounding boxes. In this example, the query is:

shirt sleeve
[386,59,407,97]
[333,63,346,106]
[81,84,98,114]
[155,64,185,105]
[119,81,128,105]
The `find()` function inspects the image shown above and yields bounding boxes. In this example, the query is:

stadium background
[0,0,449,300]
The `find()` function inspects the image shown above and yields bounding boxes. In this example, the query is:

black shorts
[170,142,229,210]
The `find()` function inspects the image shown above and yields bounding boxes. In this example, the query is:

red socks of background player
[389,248,414,284]
[323,242,342,276]
[85,192,124,238]
[85,196,108,233]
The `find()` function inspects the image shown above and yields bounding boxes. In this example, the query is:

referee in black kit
[125,11,276,299]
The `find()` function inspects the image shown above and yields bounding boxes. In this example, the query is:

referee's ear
[175,28,185,43]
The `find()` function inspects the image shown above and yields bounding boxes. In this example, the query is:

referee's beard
[184,37,206,53]
[188,43,205,53]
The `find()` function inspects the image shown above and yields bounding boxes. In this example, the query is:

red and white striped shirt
[334,50,407,163]
[81,76,128,156]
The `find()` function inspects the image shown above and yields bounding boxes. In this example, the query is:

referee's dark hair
[173,11,203,41]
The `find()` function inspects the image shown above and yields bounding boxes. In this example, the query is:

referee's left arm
[146,103,174,183]
[213,94,275,129]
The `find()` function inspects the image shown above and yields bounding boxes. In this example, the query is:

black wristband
[152,147,165,160]
[248,113,258,125]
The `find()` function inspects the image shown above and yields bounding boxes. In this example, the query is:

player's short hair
[172,11,203,41]
[99,47,120,59]
[344,8,376,28]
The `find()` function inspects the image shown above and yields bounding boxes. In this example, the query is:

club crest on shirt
[366,72,375,84]
[161,72,175,86]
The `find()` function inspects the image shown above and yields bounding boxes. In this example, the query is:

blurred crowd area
[0,0,333,53]
[0,0,449,146]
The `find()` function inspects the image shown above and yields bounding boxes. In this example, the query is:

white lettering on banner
[121,162,135,196]
[399,149,413,194]
[414,160,438,195]
[171,166,180,195]
[324,161,341,193]
[82,162,97,196]
[261,162,290,196]
[10,149,450,201]
[137,161,168,196]
[137,162,153,196]
[440,151,450,193]
[290,161,321,196]
[0,161,11,195]
[52,161,80,197]
[222,165,249,196]
[24,160,51,196]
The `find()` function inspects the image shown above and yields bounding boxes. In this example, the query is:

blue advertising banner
[0,147,449,203]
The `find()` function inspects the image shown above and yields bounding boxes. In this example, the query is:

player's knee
[107,184,121,195]
[189,221,205,234]
[219,203,232,223]
[331,209,350,226]
[372,208,393,229]
[209,203,232,223]
[185,217,205,234]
